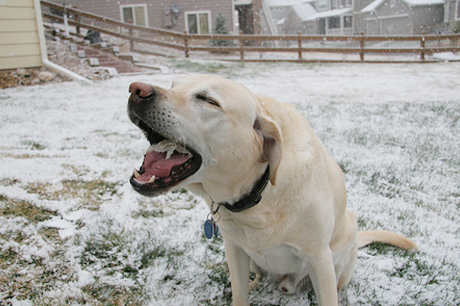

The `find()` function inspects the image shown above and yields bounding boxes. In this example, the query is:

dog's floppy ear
[254,111,283,185]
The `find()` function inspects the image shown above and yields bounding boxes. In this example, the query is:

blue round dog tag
[204,220,214,239]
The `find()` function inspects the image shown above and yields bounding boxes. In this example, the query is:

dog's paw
[249,277,261,292]
[279,275,297,294]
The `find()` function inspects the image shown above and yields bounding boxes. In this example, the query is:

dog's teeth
[148,175,156,183]
[133,169,141,178]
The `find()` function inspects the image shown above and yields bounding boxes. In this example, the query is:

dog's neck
[214,166,270,213]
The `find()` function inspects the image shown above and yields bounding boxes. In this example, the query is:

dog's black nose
[129,82,155,102]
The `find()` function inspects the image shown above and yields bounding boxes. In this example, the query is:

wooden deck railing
[41,0,460,63]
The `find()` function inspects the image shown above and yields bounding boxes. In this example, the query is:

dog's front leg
[305,248,339,306]
[224,239,251,306]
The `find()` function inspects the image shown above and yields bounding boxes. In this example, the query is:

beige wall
[46,0,235,34]
[0,0,44,70]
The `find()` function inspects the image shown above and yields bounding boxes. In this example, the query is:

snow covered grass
[1,60,459,306]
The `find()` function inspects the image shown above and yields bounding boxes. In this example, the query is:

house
[46,0,236,35]
[0,0,90,82]
[357,0,445,35]
[269,0,449,35]
[265,0,316,33]
[0,0,48,70]
[292,6,354,34]
[444,0,460,32]
[266,0,310,21]
[274,0,355,35]
[283,3,318,34]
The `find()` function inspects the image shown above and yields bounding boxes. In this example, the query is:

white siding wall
[0,0,43,70]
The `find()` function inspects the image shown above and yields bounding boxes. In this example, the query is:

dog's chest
[246,244,308,275]
[219,209,310,275]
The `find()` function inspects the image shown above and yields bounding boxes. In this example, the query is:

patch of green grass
[132,198,166,218]
[22,140,46,150]
[0,194,58,222]
[79,220,191,305]
[80,218,181,274]
[198,260,232,306]
[357,218,367,229]
[61,163,91,176]
[0,153,54,159]
[25,179,119,210]
[168,59,236,75]
[206,262,230,287]
[0,195,78,305]
[132,207,165,218]
[365,241,413,256]
[95,152,109,158]
[0,178,21,186]
[83,283,145,306]
[133,189,200,218]
[389,253,449,286]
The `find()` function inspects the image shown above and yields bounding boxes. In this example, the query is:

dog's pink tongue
[140,151,190,181]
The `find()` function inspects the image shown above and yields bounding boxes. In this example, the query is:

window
[328,16,341,29]
[331,0,337,9]
[337,0,351,8]
[186,11,211,34]
[456,0,460,20]
[343,15,353,28]
[121,4,147,26]
[317,0,328,11]
[444,1,449,23]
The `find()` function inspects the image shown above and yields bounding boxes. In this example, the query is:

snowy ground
[1,60,459,306]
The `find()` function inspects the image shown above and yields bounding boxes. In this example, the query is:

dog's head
[128,75,282,201]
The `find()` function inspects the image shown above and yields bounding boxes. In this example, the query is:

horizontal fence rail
[41,0,460,63]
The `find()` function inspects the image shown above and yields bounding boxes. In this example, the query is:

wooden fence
[41,0,460,63]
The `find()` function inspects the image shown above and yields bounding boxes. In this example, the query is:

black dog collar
[218,166,270,213]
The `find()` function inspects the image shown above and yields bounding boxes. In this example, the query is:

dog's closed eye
[195,92,220,108]
[253,120,261,131]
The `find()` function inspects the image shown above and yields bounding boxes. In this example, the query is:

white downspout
[33,0,92,84]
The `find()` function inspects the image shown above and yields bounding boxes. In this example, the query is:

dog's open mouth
[130,119,202,196]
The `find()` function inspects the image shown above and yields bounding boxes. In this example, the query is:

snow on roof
[292,3,317,21]
[276,17,286,25]
[403,0,444,5]
[234,0,253,5]
[362,0,443,12]
[304,7,352,20]
[265,0,313,7]
[361,0,386,12]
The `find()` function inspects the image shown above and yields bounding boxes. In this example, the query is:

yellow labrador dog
[127,75,418,306]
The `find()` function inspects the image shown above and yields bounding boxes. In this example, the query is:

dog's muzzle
[127,82,202,197]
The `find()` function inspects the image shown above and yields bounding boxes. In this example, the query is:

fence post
[359,32,365,62]
[239,31,245,61]
[129,28,134,51]
[298,32,302,60]
[76,12,81,36]
[420,32,426,61]
[183,31,189,58]
[63,7,70,37]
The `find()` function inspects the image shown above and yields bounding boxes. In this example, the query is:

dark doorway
[236,4,253,34]
[318,18,326,35]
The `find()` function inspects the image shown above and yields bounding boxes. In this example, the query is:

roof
[403,0,443,5]
[361,0,385,12]
[234,0,253,5]
[292,3,317,21]
[265,0,314,7]
[304,7,352,20]
[361,0,443,12]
